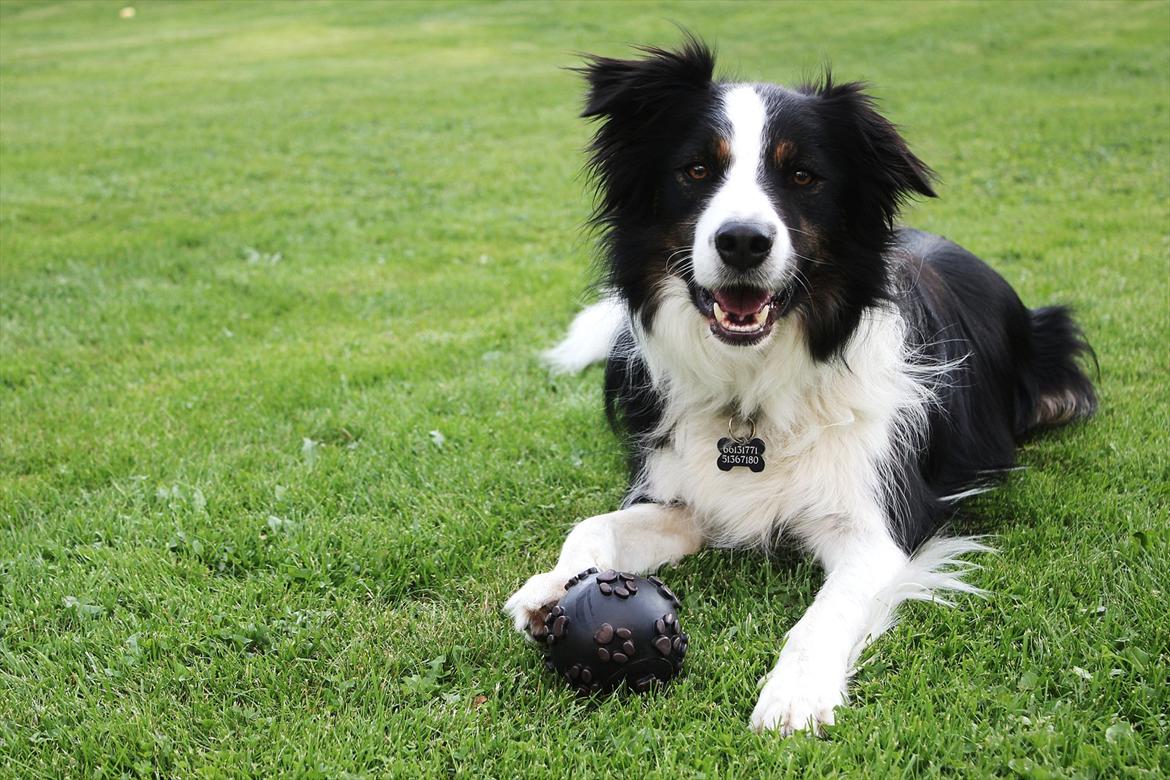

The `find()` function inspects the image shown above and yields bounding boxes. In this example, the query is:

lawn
[1,0,1167,776]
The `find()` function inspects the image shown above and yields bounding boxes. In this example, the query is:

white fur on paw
[750,658,846,736]
[503,570,572,637]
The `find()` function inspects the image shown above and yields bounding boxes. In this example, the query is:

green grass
[1,0,1167,776]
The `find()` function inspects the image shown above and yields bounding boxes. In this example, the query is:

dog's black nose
[714,222,774,271]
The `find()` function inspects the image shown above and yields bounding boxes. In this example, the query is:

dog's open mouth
[695,285,794,345]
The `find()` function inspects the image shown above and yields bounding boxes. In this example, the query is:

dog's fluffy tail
[850,535,993,669]
[542,296,627,374]
[1019,305,1098,432]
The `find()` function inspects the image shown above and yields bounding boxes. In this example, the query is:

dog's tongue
[713,287,772,317]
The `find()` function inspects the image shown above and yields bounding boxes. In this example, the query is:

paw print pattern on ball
[646,574,681,607]
[596,568,640,598]
[652,611,688,664]
[540,568,687,696]
[593,622,634,665]
[562,567,600,591]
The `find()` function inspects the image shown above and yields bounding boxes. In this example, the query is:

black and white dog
[505,38,1096,734]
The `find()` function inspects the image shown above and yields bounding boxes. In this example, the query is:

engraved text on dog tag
[716,437,766,472]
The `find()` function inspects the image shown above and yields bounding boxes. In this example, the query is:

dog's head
[580,37,935,359]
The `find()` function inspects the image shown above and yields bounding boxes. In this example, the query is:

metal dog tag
[716,437,766,473]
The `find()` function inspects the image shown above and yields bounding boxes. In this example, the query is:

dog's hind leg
[503,503,703,636]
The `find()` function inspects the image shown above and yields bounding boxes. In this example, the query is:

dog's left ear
[811,77,936,229]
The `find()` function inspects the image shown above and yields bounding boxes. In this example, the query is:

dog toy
[536,568,687,696]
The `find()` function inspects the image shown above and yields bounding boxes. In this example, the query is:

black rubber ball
[537,568,687,696]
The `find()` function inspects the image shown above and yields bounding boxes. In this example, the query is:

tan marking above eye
[774,140,796,166]
[714,137,732,166]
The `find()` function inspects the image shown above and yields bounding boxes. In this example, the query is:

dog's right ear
[578,35,715,121]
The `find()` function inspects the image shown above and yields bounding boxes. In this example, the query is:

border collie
[505,38,1096,734]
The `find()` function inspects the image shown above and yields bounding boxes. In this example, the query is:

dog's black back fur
[886,229,1096,549]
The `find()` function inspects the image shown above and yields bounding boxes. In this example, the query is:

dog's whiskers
[790,250,828,267]
[665,246,694,275]
[791,267,814,301]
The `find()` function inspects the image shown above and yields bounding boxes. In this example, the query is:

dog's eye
[685,162,709,181]
[791,170,814,186]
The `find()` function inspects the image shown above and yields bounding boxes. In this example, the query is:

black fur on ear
[579,34,715,119]
[576,35,716,226]
[803,74,936,235]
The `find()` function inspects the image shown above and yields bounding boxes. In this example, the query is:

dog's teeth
[712,299,771,334]
[714,302,737,329]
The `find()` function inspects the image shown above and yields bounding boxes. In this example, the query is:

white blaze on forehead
[722,85,768,185]
[691,84,791,290]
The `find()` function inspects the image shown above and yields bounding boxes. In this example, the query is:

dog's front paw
[503,570,573,639]
[750,656,847,736]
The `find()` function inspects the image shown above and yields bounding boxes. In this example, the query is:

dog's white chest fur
[640,410,877,547]
[632,287,934,549]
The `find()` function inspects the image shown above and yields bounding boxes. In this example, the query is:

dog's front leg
[751,525,909,735]
[504,502,703,636]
